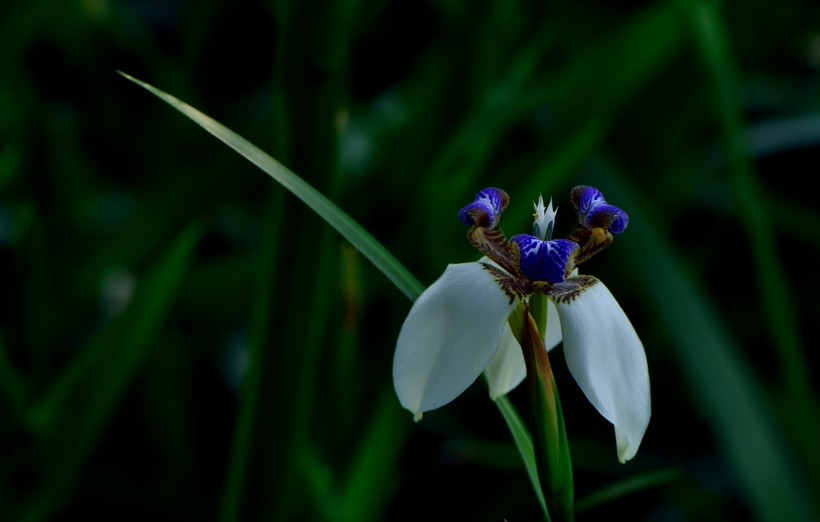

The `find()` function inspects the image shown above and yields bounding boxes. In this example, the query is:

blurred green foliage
[2,0,820,520]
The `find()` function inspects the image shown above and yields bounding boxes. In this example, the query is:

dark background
[1,0,819,520]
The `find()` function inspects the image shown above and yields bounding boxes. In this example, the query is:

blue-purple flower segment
[512,235,579,284]
[571,185,629,234]
[477,187,509,216]
[572,185,605,216]
[458,202,494,228]
[458,187,509,228]
[589,204,629,234]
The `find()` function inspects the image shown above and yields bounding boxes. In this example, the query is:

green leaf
[299,390,408,522]
[0,334,26,420]
[330,390,409,522]
[575,467,683,513]
[593,165,818,522]
[18,222,204,522]
[0,140,22,193]
[495,395,549,519]
[118,71,424,303]
[218,191,287,522]
[118,71,553,520]
[688,0,820,486]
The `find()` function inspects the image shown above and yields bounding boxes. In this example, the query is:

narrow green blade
[496,395,549,518]
[575,468,683,513]
[119,71,551,519]
[119,71,423,303]
[596,170,817,522]
[18,222,204,522]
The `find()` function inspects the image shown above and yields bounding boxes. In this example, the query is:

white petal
[543,268,577,351]
[393,262,518,416]
[484,325,525,399]
[544,299,563,351]
[555,279,650,463]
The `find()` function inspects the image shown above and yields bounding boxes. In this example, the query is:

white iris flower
[393,186,650,463]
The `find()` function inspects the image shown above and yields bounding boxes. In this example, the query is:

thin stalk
[512,302,574,522]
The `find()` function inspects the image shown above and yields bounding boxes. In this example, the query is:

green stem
[511,302,574,522]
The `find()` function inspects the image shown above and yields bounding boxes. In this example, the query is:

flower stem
[511,300,575,521]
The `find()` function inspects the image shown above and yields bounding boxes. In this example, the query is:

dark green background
[2,0,819,520]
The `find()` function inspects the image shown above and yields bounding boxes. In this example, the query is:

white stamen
[533,195,557,241]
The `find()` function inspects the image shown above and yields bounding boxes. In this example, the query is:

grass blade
[690,0,813,434]
[118,71,424,303]
[495,394,549,518]
[575,468,683,513]
[17,222,204,522]
[118,71,560,520]
[594,165,818,522]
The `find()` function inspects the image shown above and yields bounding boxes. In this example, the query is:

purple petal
[458,187,510,228]
[571,185,629,234]
[512,235,578,283]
